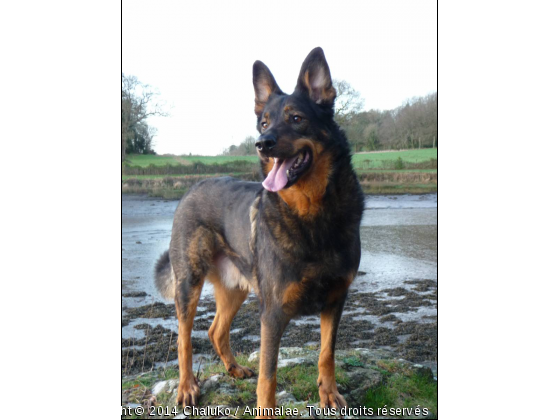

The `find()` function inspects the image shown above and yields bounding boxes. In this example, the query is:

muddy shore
[122,194,437,377]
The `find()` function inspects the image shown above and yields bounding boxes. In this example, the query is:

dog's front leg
[256,311,288,419]
[318,298,348,409]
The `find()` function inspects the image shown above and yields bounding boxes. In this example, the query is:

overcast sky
[123,0,436,156]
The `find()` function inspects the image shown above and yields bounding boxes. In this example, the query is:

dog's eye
[292,115,302,123]
[261,122,268,129]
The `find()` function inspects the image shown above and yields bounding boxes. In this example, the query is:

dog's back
[155,177,261,301]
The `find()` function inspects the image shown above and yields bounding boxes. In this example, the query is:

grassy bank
[122,171,437,198]
[122,149,437,197]
[121,350,437,419]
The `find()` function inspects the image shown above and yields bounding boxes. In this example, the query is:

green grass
[122,173,251,180]
[356,168,437,174]
[127,154,259,167]
[276,363,348,402]
[352,148,437,168]
[360,183,437,195]
[126,148,436,169]
[365,359,437,418]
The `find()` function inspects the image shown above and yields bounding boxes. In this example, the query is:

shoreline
[122,173,437,199]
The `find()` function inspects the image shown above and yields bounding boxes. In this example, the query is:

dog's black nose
[255,134,277,152]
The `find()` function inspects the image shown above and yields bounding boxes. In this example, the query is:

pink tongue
[262,156,298,192]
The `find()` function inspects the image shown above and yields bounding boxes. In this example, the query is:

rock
[249,347,317,368]
[152,381,167,395]
[202,374,223,392]
[276,390,296,405]
[278,347,315,360]
[342,367,383,407]
[248,350,260,362]
[122,291,148,298]
[152,379,179,395]
[278,357,312,368]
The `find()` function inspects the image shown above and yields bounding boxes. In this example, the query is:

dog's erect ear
[295,47,336,106]
[253,61,282,116]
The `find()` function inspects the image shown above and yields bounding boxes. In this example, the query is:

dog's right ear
[253,61,282,116]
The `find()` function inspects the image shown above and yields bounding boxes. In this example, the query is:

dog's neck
[275,151,362,222]
[276,149,333,218]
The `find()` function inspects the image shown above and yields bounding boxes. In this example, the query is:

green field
[127,148,437,168]
[123,149,437,196]
[121,173,251,180]
[127,154,259,167]
[352,148,437,168]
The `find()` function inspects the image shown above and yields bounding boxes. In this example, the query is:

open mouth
[262,149,312,192]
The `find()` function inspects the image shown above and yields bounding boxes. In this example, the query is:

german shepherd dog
[155,47,364,416]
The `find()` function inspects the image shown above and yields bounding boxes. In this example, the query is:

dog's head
[253,47,340,197]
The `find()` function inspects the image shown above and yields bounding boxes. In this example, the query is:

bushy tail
[155,250,175,301]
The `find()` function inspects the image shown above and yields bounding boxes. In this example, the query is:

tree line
[223,80,436,155]
[339,91,437,152]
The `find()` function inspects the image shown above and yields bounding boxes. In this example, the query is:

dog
[155,47,364,416]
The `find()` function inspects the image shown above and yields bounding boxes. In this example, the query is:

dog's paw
[318,382,347,409]
[176,377,200,406]
[227,363,256,379]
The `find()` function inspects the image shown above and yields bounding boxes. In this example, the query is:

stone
[152,379,179,396]
[343,367,383,407]
[248,347,317,365]
[202,374,222,392]
[276,390,297,405]
[248,350,260,362]
[277,357,310,368]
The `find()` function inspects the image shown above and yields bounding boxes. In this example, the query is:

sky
[122,0,437,156]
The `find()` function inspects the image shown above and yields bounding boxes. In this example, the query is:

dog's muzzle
[255,134,277,153]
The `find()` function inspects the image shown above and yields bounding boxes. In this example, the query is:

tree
[121,74,169,162]
[125,122,158,155]
[222,136,257,156]
[333,79,364,127]
[364,124,380,151]
[241,136,257,155]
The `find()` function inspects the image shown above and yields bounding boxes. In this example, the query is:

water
[122,193,437,308]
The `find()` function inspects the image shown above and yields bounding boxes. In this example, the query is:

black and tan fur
[155,47,364,417]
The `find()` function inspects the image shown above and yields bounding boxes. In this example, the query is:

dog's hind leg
[317,297,348,409]
[207,277,255,378]
[175,279,203,406]
[173,226,216,406]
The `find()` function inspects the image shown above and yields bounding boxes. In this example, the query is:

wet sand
[122,193,437,375]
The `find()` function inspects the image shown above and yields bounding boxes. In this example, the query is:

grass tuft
[364,359,437,417]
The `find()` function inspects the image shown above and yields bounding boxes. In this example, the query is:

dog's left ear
[295,47,336,106]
